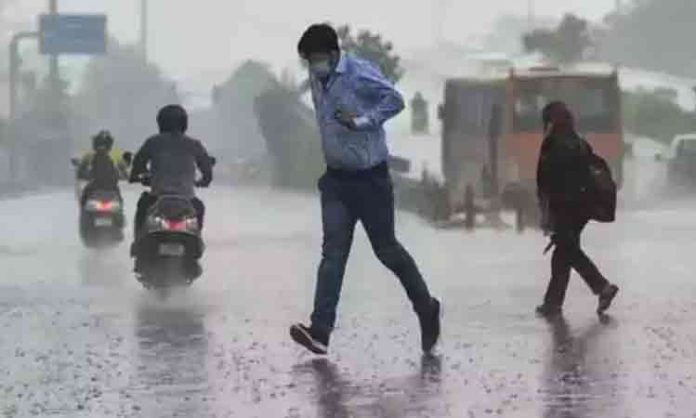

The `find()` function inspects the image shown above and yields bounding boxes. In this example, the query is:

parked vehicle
[667,133,696,187]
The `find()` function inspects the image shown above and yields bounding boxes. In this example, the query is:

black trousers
[134,192,205,238]
[543,214,609,307]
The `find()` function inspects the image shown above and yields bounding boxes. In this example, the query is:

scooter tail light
[86,199,119,212]
[162,219,187,232]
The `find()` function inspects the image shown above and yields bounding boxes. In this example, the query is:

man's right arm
[129,139,152,183]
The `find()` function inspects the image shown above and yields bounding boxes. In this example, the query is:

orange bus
[439,67,623,225]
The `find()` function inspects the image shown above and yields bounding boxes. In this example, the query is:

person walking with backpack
[535,101,619,317]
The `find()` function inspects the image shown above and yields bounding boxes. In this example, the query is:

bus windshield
[513,77,618,133]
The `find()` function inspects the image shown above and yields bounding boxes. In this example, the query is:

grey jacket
[130,133,212,198]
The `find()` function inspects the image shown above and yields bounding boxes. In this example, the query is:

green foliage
[336,25,404,83]
[622,88,696,143]
[254,83,324,189]
[598,0,696,78]
[210,60,278,159]
[523,14,592,64]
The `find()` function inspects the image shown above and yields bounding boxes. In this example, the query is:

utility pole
[432,0,447,44]
[48,0,59,99]
[9,33,39,122]
[140,0,148,60]
[8,32,39,182]
[527,0,536,30]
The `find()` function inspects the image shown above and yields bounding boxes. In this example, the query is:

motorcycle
[71,157,129,247]
[131,175,209,291]
[79,189,126,246]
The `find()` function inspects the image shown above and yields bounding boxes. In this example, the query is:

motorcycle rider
[129,105,213,254]
[77,130,129,205]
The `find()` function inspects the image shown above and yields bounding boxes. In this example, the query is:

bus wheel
[464,185,475,230]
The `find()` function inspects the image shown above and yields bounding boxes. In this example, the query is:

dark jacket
[130,133,213,198]
[537,133,593,228]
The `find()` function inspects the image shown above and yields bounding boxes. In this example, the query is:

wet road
[1,184,696,418]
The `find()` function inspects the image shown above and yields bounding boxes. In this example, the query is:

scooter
[71,157,130,248]
[131,176,207,291]
[79,188,126,247]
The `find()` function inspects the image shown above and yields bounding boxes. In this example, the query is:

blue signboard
[39,14,107,55]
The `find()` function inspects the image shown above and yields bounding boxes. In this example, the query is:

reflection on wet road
[540,316,620,418]
[1,186,696,417]
[133,303,209,417]
[291,355,443,418]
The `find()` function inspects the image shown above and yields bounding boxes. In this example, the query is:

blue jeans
[310,169,433,334]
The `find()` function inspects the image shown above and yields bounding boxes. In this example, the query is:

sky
[6,0,622,86]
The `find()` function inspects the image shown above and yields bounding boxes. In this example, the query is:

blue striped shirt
[310,53,405,171]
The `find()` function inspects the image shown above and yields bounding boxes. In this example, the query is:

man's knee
[135,193,154,226]
[193,198,205,215]
[322,236,352,262]
[137,192,153,210]
[373,241,409,267]
[554,236,581,259]
[191,198,205,228]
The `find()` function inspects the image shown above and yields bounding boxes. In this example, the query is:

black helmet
[92,130,114,151]
[157,104,188,134]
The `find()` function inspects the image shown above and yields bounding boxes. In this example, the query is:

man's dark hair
[297,24,339,58]
[157,104,188,134]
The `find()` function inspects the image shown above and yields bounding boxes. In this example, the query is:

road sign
[39,14,107,55]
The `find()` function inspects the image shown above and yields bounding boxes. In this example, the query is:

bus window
[513,78,617,133]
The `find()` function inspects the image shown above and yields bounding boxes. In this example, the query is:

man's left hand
[335,108,358,130]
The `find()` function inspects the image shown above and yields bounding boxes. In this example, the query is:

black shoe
[290,324,329,355]
[536,304,562,317]
[597,284,619,315]
[419,298,441,354]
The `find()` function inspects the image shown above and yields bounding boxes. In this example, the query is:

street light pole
[527,0,536,29]
[141,0,148,59]
[49,0,59,96]
[8,31,39,182]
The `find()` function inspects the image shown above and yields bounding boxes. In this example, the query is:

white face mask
[309,60,333,79]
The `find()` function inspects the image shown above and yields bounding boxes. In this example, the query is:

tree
[523,14,592,64]
[597,0,696,78]
[255,82,324,189]
[70,40,179,152]
[336,25,404,83]
[0,0,18,85]
[205,60,277,160]
[622,88,696,144]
